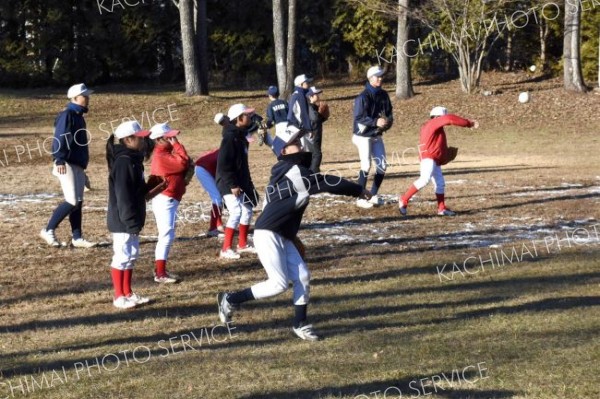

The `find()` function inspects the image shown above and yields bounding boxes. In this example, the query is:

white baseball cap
[430,106,448,117]
[306,86,323,97]
[67,83,93,99]
[227,103,255,121]
[149,122,180,139]
[293,74,313,86]
[271,125,305,157]
[366,66,384,79]
[114,120,150,139]
[214,112,226,125]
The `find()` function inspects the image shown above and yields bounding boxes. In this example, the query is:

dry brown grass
[0,72,599,399]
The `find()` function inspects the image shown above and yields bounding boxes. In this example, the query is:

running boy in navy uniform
[217,127,372,341]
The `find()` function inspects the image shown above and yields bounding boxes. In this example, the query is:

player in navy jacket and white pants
[352,66,393,209]
[40,83,96,248]
[217,129,371,341]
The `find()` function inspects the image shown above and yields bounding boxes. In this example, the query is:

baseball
[518,92,530,103]
[529,65,536,72]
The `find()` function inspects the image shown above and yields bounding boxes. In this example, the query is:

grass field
[0,72,599,399]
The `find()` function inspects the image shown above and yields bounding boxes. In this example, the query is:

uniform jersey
[419,114,473,165]
[266,99,288,129]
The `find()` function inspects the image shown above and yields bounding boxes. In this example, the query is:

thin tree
[173,0,201,95]
[272,0,297,97]
[563,0,587,92]
[195,0,209,95]
[396,0,414,99]
[273,0,288,95]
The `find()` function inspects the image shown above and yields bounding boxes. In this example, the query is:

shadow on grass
[0,333,284,379]
[238,370,518,398]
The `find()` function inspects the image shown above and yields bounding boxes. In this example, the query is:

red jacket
[194,148,219,177]
[418,114,473,165]
[150,142,190,202]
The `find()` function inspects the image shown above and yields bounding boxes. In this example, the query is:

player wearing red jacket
[149,122,191,283]
[398,107,479,216]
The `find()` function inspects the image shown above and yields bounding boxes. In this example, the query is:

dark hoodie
[107,145,148,234]
[216,123,259,206]
[52,102,90,168]
[255,152,363,240]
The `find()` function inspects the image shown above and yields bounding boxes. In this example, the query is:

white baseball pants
[250,229,310,305]
[151,193,179,261]
[352,134,387,174]
[53,163,86,205]
[414,158,445,194]
[111,233,139,270]
[195,166,222,206]
[222,193,253,229]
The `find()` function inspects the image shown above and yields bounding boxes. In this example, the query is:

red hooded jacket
[150,141,190,202]
[194,148,219,177]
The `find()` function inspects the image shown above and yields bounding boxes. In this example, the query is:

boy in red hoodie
[399,106,479,216]
[149,122,191,283]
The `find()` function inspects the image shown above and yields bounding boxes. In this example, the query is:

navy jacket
[107,145,148,234]
[53,102,90,168]
[266,99,288,129]
[353,83,394,137]
[255,152,363,240]
[216,124,259,206]
[287,86,312,131]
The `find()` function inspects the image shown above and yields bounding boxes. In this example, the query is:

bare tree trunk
[285,0,297,98]
[272,0,287,95]
[504,32,513,71]
[598,26,600,88]
[563,0,587,92]
[195,0,209,95]
[395,0,414,99]
[179,0,201,95]
[539,21,548,71]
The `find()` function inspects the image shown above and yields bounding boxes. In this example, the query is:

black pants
[309,131,322,173]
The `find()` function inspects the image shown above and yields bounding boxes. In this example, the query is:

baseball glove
[184,158,195,186]
[145,175,167,201]
[442,146,459,165]
[317,101,330,121]
[293,237,306,260]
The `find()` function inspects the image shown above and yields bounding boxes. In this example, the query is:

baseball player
[305,86,329,173]
[40,83,96,248]
[194,113,229,238]
[352,66,393,209]
[106,121,152,309]
[216,104,260,259]
[217,128,372,341]
[398,106,479,216]
[149,122,191,284]
[264,85,289,141]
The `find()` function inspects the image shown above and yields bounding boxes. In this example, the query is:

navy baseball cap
[267,86,279,96]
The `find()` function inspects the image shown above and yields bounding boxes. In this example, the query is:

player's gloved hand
[376,118,388,128]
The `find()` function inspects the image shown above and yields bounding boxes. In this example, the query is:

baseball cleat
[356,198,374,209]
[437,208,456,216]
[398,198,407,216]
[236,245,257,254]
[40,229,60,247]
[154,272,179,284]
[71,238,97,248]
[113,296,136,309]
[368,195,384,206]
[127,293,150,305]
[217,292,237,323]
[292,323,320,341]
[220,248,241,259]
